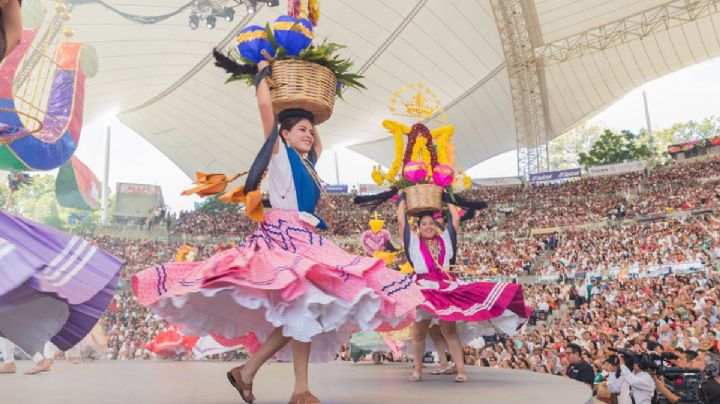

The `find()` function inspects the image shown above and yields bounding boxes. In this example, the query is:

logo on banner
[529,168,581,183]
[588,160,646,177]
[117,183,161,195]
[358,183,384,194]
[324,184,348,193]
[473,176,523,187]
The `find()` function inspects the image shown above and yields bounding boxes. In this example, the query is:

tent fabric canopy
[55,0,720,176]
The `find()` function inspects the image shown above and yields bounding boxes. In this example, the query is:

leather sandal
[0,363,16,374]
[288,391,321,404]
[24,359,52,375]
[454,374,468,383]
[408,371,422,382]
[227,364,255,403]
[431,366,456,375]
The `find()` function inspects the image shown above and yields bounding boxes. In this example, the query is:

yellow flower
[308,0,320,25]
[382,120,408,184]
[371,165,385,186]
[431,125,455,166]
[463,173,472,190]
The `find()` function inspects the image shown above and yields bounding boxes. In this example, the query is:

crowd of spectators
[57,155,719,404]
[151,156,720,236]
[345,271,719,402]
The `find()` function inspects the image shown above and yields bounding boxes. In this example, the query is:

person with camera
[618,353,656,404]
[699,353,720,403]
[652,352,720,403]
[566,343,595,387]
[606,355,633,404]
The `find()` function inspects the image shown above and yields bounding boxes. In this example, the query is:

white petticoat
[150,283,385,362]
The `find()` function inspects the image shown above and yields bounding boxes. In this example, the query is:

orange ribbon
[184,171,266,222]
[218,186,264,222]
[181,172,246,197]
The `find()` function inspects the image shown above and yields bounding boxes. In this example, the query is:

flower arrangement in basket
[213,0,364,124]
[358,83,475,215]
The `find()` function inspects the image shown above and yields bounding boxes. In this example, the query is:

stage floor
[3,360,592,404]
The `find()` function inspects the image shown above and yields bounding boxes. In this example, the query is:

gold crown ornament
[390,83,448,122]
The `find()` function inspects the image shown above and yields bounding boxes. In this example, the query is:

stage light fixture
[223,7,235,22]
[188,13,199,30]
[206,15,217,29]
[266,0,279,6]
[244,0,257,14]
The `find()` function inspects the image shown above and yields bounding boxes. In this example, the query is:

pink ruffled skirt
[132,210,422,362]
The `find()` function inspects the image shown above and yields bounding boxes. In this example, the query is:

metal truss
[492,0,719,176]
[491,0,549,177]
[534,0,720,65]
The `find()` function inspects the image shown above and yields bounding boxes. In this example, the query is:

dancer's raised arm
[256,50,276,144]
[1,0,22,61]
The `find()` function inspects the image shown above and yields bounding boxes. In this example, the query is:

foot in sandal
[288,390,321,404]
[226,364,255,403]
[454,373,468,382]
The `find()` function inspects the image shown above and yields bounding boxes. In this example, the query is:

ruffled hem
[349,331,402,352]
[145,282,413,363]
[192,335,254,359]
[132,210,423,363]
[419,281,530,324]
[146,328,198,357]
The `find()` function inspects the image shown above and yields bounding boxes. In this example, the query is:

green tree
[11,175,59,224]
[661,116,720,143]
[194,195,241,213]
[578,129,653,168]
[0,182,8,209]
[549,123,603,170]
[6,174,104,232]
[44,201,66,230]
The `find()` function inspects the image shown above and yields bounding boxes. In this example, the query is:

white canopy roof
[56,0,720,177]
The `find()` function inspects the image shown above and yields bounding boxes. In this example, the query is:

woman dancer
[0,0,22,62]
[397,196,529,383]
[132,53,422,404]
[397,199,469,382]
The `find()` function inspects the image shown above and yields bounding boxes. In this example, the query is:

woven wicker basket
[268,59,337,125]
[405,184,443,215]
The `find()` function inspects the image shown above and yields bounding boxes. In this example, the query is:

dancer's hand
[258,49,273,70]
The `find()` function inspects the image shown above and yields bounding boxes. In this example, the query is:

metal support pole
[101,126,111,223]
[643,91,655,161]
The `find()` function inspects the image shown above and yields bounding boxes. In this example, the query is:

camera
[657,367,705,403]
[608,348,679,375]
[608,348,705,403]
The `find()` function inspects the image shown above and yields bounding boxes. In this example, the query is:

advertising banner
[529,168,581,183]
[473,176,523,186]
[324,184,349,193]
[588,161,646,177]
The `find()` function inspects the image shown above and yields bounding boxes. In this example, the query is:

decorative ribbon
[181,171,247,197]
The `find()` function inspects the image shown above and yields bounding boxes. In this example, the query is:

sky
[71,56,720,212]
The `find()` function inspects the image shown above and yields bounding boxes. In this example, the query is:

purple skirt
[0,211,122,354]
